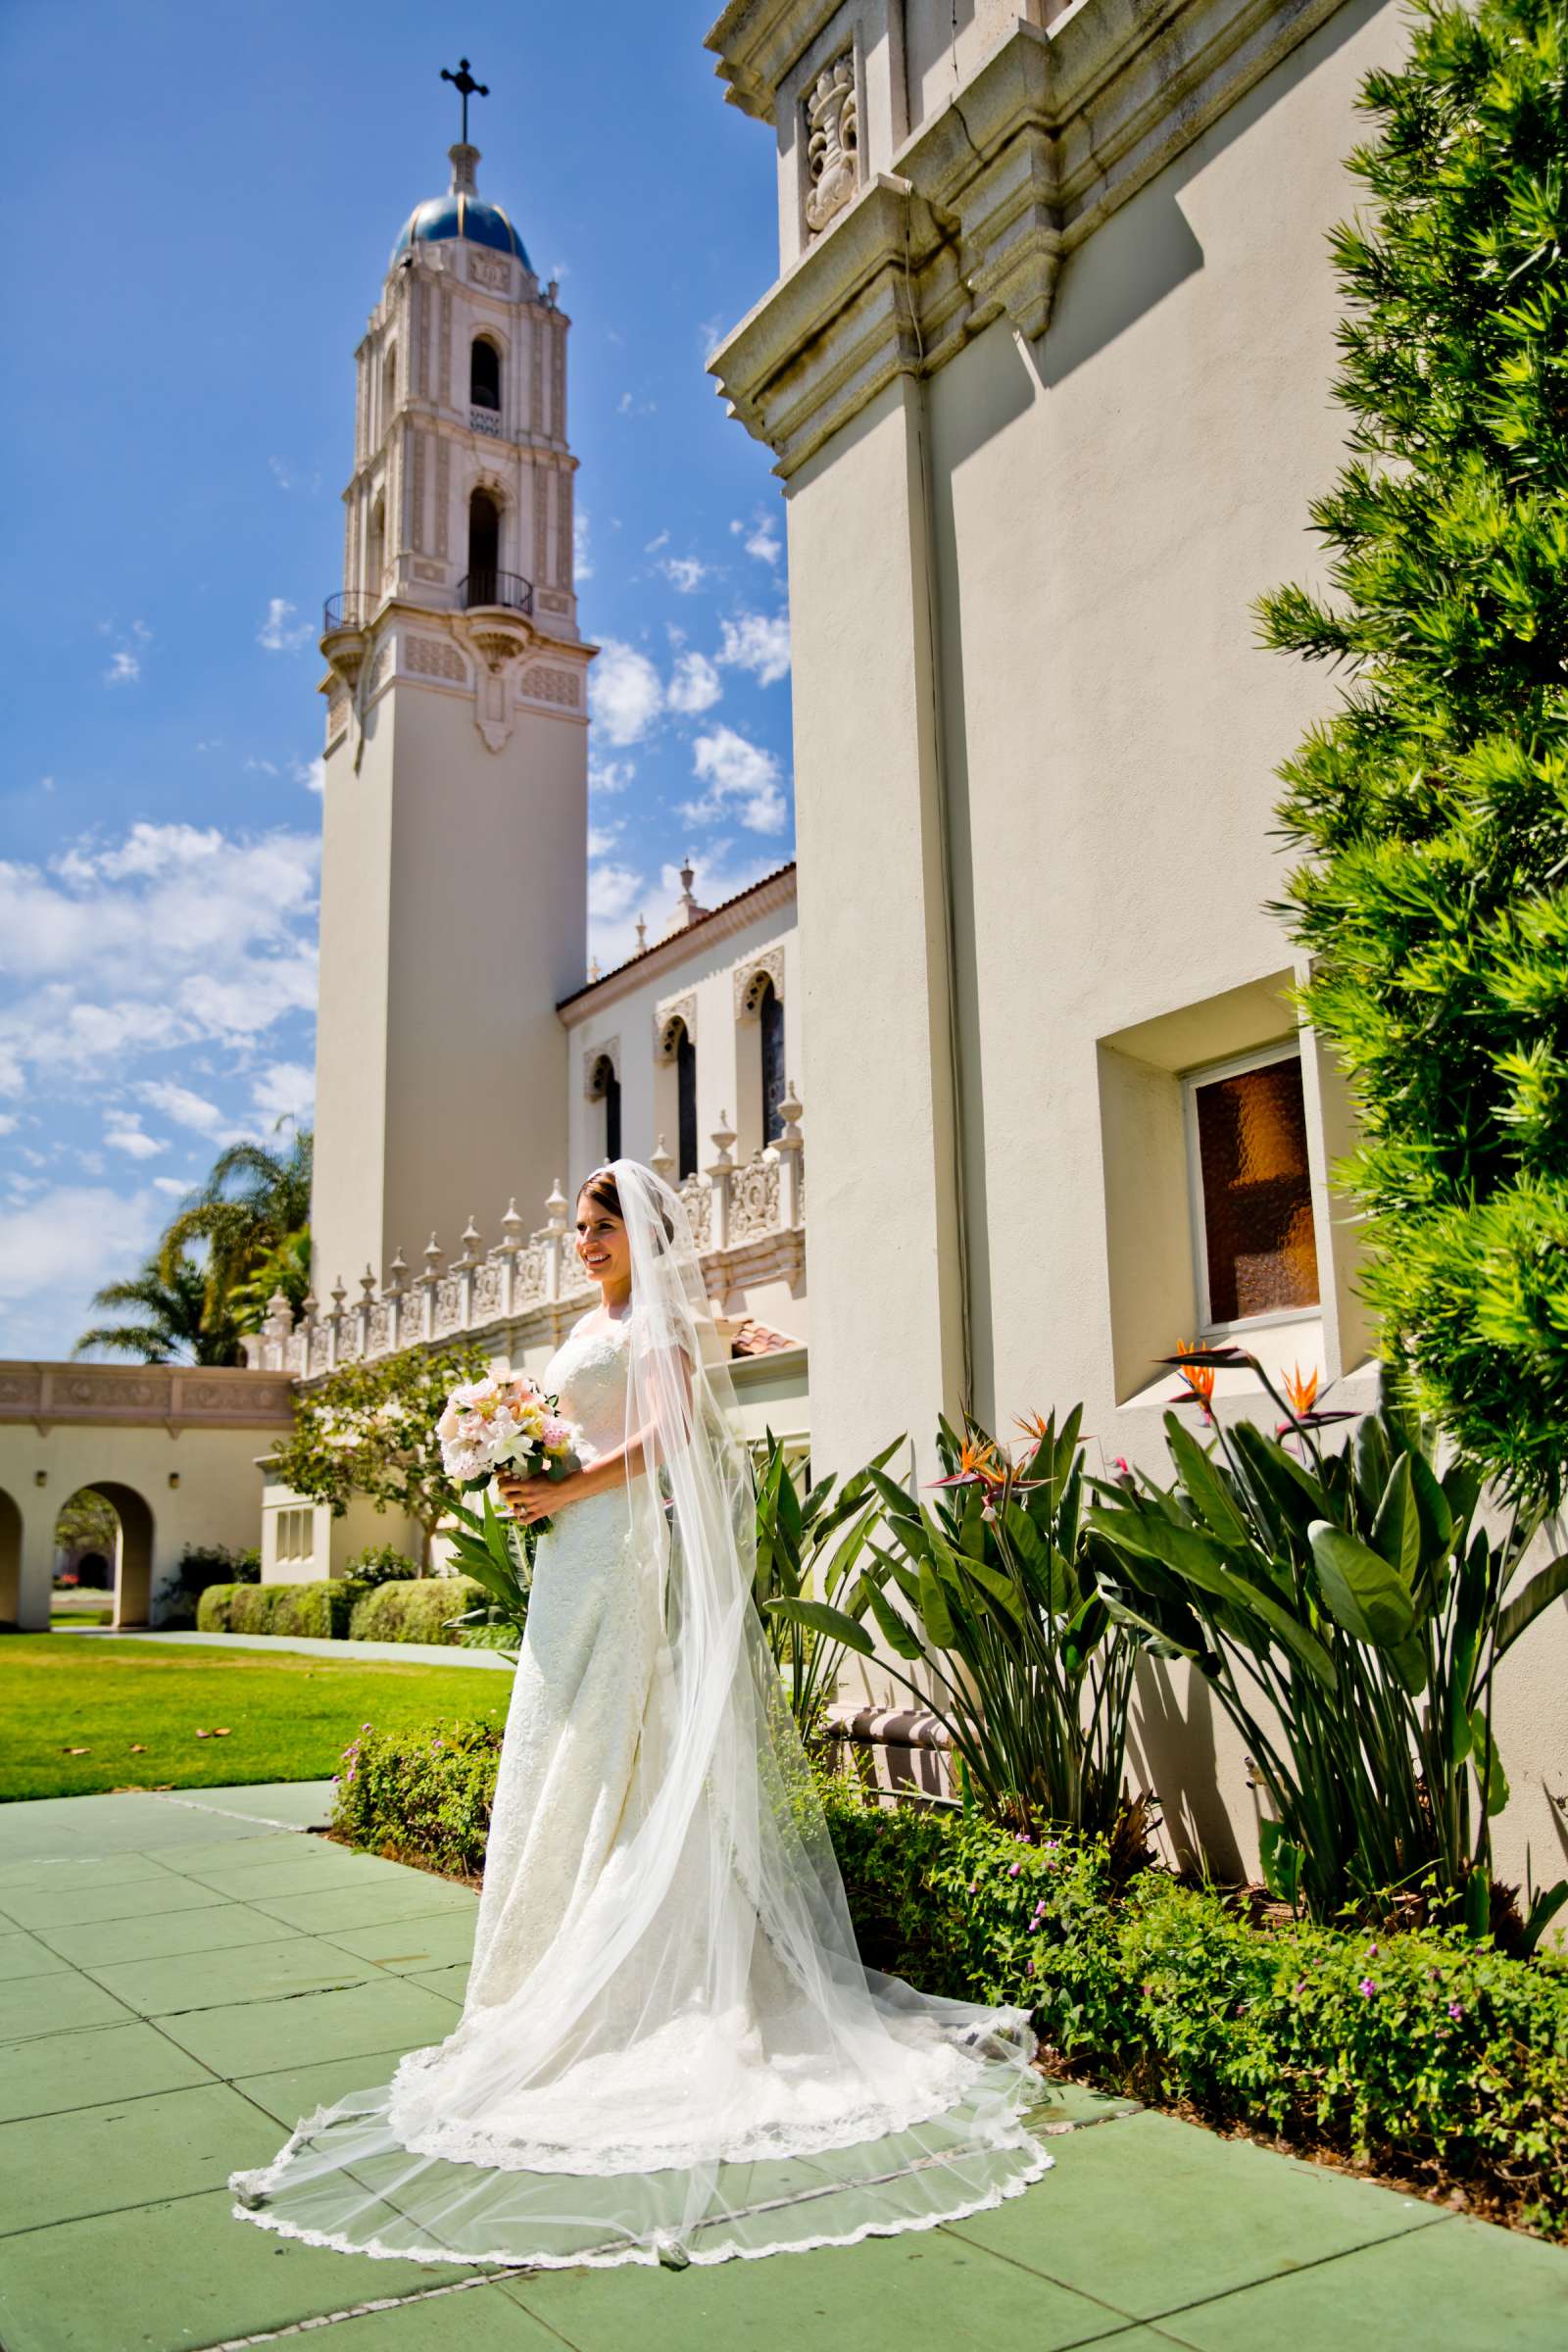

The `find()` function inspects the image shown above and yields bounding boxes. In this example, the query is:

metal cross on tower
[440,58,489,144]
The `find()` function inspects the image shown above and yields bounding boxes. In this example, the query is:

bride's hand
[496,1472,561,1527]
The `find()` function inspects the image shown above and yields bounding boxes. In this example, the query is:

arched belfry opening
[589,1054,621,1163]
[467,489,501,605]
[470,336,502,415]
[368,493,386,597]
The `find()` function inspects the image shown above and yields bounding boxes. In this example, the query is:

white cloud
[716,610,791,686]
[257,598,313,655]
[644,530,670,556]
[586,822,622,858]
[0,1183,167,1357]
[662,846,783,916]
[138,1080,228,1137]
[152,1175,190,1197]
[104,649,141,686]
[0,820,318,1098]
[589,758,635,796]
[588,862,643,922]
[268,456,320,494]
[589,641,662,747]
[252,1060,315,1127]
[744,515,782,565]
[102,619,151,688]
[294,756,325,795]
[573,506,592,584]
[104,1113,167,1160]
[660,556,709,595]
[667,651,722,716]
[682,727,789,835]
[0,1114,16,1138]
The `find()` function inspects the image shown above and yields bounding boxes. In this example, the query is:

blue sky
[0,0,792,1358]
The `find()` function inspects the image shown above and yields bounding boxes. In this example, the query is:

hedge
[346,1578,484,1646]
[329,1717,1568,2238]
[196,1581,356,1639]
[192,1576,486,1644]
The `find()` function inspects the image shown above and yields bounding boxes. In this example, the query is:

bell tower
[311,69,592,1302]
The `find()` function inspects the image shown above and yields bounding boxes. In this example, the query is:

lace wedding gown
[232,1168,1051,2271]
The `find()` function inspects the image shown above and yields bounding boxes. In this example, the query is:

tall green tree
[160,1129,312,1332]
[1259,0,1568,1501]
[74,1250,242,1365]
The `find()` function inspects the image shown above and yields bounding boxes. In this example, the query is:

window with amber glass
[1188,1048,1319,1327]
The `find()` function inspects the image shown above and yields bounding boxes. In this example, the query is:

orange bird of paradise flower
[1282,1363,1319,1418]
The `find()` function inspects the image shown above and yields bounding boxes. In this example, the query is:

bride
[231,1158,1050,2269]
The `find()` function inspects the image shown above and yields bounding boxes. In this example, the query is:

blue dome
[392,194,530,270]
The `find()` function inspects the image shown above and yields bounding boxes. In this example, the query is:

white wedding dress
[231,1161,1051,2270]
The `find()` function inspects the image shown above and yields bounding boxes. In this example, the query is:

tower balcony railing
[322,591,374,633]
[459,568,534,615]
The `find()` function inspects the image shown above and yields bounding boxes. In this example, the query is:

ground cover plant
[0,1635,507,1801]
[329,1714,1568,2240]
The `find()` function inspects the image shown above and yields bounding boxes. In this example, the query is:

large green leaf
[1468,1708,1509,1816]
[1309,1522,1416,1646]
[1494,1552,1568,1656]
[1093,1505,1336,1685]
[762,1596,873,1655]
[866,1465,922,1529]
[860,1572,926,1661]
[1164,1412,1251,1546]
[917,1549,958,1647]
[1405,1447,1454,1568]
[1369,1454,1419,1584]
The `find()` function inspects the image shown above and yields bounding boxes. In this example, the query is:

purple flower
[967,1881,978,1895]
[1358,1977,1376,1997]
[1007,1861,1021,1878]
[1025,1958,1036,1974]
[1028,1919,1041,1934]
[1367,1943,1379,1958]
[361,1722,373,1732]
[1447,2000,1464,2021]
[1294,1980,1306,1995]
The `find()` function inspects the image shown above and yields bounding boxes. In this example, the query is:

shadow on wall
[0,1487,19,1625]
[1127,1656,1246,1883]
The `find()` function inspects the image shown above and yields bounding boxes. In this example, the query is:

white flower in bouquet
[436,1371,585,1498]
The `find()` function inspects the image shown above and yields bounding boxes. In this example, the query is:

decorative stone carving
[534,466,550,588]
[325,687,350,745]
[367,1300,393,1355]
[434,1273,465,1336]
[655,991,698,1056]
[472,1258,504,1321]
[583,1038,620,1095]
[412,427,427,554]
[558,469,573,588]
[530,320,544,430]
[469,250,511,292]
[412,560,445,584]
[730,1152,781,1243]
[364,642,393,699]
[406,633,468,685]
[680,1171,712,1249]
[537,589,570,614]
[521,662,578,707]
[734,947,786,1020]
[805,54,858,238]
[435,435,451,557]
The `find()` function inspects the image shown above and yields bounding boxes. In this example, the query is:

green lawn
[0,1635,509,1801]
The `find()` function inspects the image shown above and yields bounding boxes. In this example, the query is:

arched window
[367,493,386,595]
[467,489,501,603]
[675,1021,698,1179]
[380,345,397,435]
[759,977,786,1145]
[470,336,502,414]
[590,1054,621,1164]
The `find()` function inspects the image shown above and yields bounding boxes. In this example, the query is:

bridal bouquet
[436,1371,585,1504]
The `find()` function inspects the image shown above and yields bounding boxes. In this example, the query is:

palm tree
[159,1128,313,1328]
[74,1250,243,1365]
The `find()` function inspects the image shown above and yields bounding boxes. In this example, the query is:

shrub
[158,1543,262,1626]
[195,1580,355,1639]
[344,1544,421,1590]
[346,1577,486,1646]
[328,1720,1568,2237]
[1258,0,1568,1503]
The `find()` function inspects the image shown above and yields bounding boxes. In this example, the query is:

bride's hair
[577,1168,622,1221]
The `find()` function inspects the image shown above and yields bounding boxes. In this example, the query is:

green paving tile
[156,1973,465,2075]
[1028,2079,1144,2132]
[178,1850,415,1901]
[0,1972,136,2042]
[141,1830,308,1874]
[323,1909,477,1973]
[246,1874,477,1936]
[0,1852,180,1894]
[0,2185,480,2352]
[82,1934,384,2018]
[0,2019,212,2123]
[502,2220,1131,2350]
[944,2112,1442,2319]
[178,1778,335,1825]
[0,1872,230,1932]
[0,1930,74,1982]
[1153,2211,1568,2349]
[406,1960,470,2003]
[230,2044,419,2127]
[0,2081,283,2236]
[303,2280,574,2347]
[36,1898,305,1968]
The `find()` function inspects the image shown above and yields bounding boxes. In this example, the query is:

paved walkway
[72,1627,513,1667]
[1,1783,1565,2351]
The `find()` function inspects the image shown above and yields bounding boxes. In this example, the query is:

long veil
[230,1158,1050,2268]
